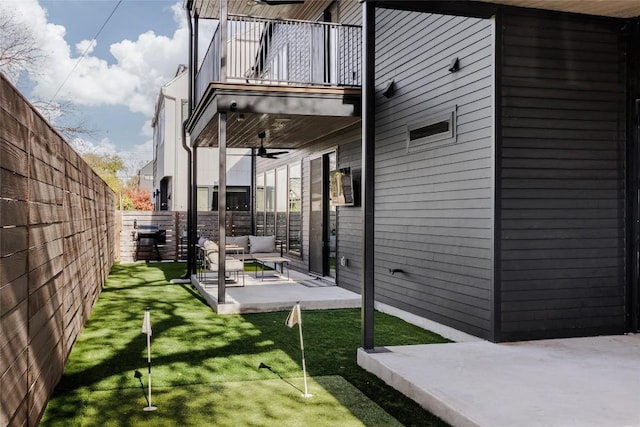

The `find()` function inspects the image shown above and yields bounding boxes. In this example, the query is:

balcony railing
[195,15,362,105]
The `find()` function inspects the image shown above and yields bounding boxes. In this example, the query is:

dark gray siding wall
[375,9,495,338]
[339,0,361,26]
[499,11,627,341]
[336,140,362,293]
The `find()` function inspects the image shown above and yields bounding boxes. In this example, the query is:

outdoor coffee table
[255,256,289,280]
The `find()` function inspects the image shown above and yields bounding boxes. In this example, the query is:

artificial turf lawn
[40,262,450,427]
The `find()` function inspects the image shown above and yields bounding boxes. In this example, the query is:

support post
[361,0,376,350]
[218,112,227,303]
[217,0,228,303]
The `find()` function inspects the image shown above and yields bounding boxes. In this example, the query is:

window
[288,163,301,255]
[265,171,275,235]
[256,174,265,236]
[407,107,457,153]
[196,187,209,211]
[276,167,288,247]
[211,186,250,211]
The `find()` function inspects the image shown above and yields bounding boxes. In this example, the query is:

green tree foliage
[83,153,126,193]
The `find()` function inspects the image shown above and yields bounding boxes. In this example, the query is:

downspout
[181,2,195,277]
[361,0,376,350]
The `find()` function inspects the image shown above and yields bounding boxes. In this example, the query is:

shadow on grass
[41,262,450,427]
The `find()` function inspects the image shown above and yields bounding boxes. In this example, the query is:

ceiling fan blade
[269,151,289,156]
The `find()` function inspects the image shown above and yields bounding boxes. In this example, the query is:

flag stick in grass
[141,307,157,411]
[286,302,312,398]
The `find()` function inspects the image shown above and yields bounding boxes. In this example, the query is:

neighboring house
[135,160,154,196]
[152,64,251,211]
[185,0,640,343]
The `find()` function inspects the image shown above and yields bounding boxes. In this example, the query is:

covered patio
[189,268,360,315]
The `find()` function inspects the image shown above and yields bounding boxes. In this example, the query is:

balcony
[189,15,362,149]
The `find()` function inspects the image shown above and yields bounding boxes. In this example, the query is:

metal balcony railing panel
[196,27,221,103]
[194,16,361,106]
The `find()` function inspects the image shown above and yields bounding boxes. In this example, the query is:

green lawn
[41,262,450,427]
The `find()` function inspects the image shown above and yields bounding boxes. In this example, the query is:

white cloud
[75,39,96,56]
[70,136,118,157]
[1,0,217,166]
[141,119,155,138]
[3,0,192,118]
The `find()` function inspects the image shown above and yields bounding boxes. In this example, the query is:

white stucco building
[152,65,251,211]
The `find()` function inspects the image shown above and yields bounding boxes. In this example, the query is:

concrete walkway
[190,269,361,314]
[358,334,640,427]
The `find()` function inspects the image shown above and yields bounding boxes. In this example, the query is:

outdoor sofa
[196,235,283,286]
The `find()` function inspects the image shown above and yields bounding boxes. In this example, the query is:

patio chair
[199,239,245,287]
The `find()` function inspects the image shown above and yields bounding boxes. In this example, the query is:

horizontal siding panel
[503,296,624,313]
[501,265,621,282]
[502,256,622,271]
[502,178,620,190]
[502,117,620,133]
[502,276,620,291]
[375,287,491,337]
[503,64,621,85]
[502,188,622,199]
[502,209,621,220]
[503,107,619,122]
[503,81,622,100]
[502,309,624,328]
[378,157,492,184]
[502,198,622,210]
[503,50,620,71]
[503,286,621,302]
[375,281,492,322]
[379,230,491,249]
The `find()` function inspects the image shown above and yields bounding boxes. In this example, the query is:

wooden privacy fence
[117,211,251,262]
[0,75,116,426]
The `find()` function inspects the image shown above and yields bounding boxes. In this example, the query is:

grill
[134,223,166,261]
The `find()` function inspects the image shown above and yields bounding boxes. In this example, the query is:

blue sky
[1,0,215,177]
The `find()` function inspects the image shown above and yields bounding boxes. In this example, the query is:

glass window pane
[265,171,275,236]
[256,174,265,236]
[197,187,209,211]
[288,162,301,255]
[276,168,287,246]
[212,186,250,211]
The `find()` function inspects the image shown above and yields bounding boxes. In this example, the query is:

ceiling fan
[256,131,288,159]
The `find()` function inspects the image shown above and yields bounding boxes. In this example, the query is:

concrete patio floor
[189,268,361,314]
[358,334,640,427]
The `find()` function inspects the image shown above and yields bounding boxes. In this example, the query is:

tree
[0,10,42,84]
[123,187,153,211]
[0,8,94,140]
[82,152,126,193]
